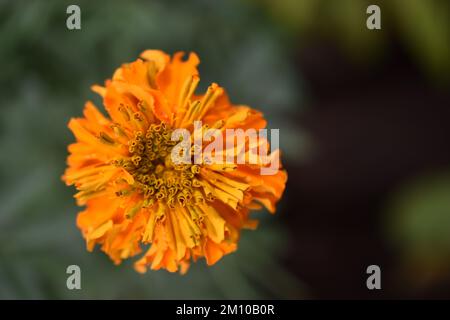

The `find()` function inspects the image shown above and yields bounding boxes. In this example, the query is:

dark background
[0,0,449,299]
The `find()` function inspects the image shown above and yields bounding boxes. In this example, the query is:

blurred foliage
[252,0,450,83]
[0,0,305,299]
[385,171,450,290]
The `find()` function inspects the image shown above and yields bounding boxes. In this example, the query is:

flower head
[63,50,287,273]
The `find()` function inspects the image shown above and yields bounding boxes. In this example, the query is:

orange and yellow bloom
[63,50,287,273]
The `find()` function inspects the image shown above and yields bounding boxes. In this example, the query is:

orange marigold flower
[63,50,287,274]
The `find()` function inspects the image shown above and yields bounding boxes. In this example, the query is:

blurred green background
[0,0,449,299]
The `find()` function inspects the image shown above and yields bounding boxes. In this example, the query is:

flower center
[115,123,211,209]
